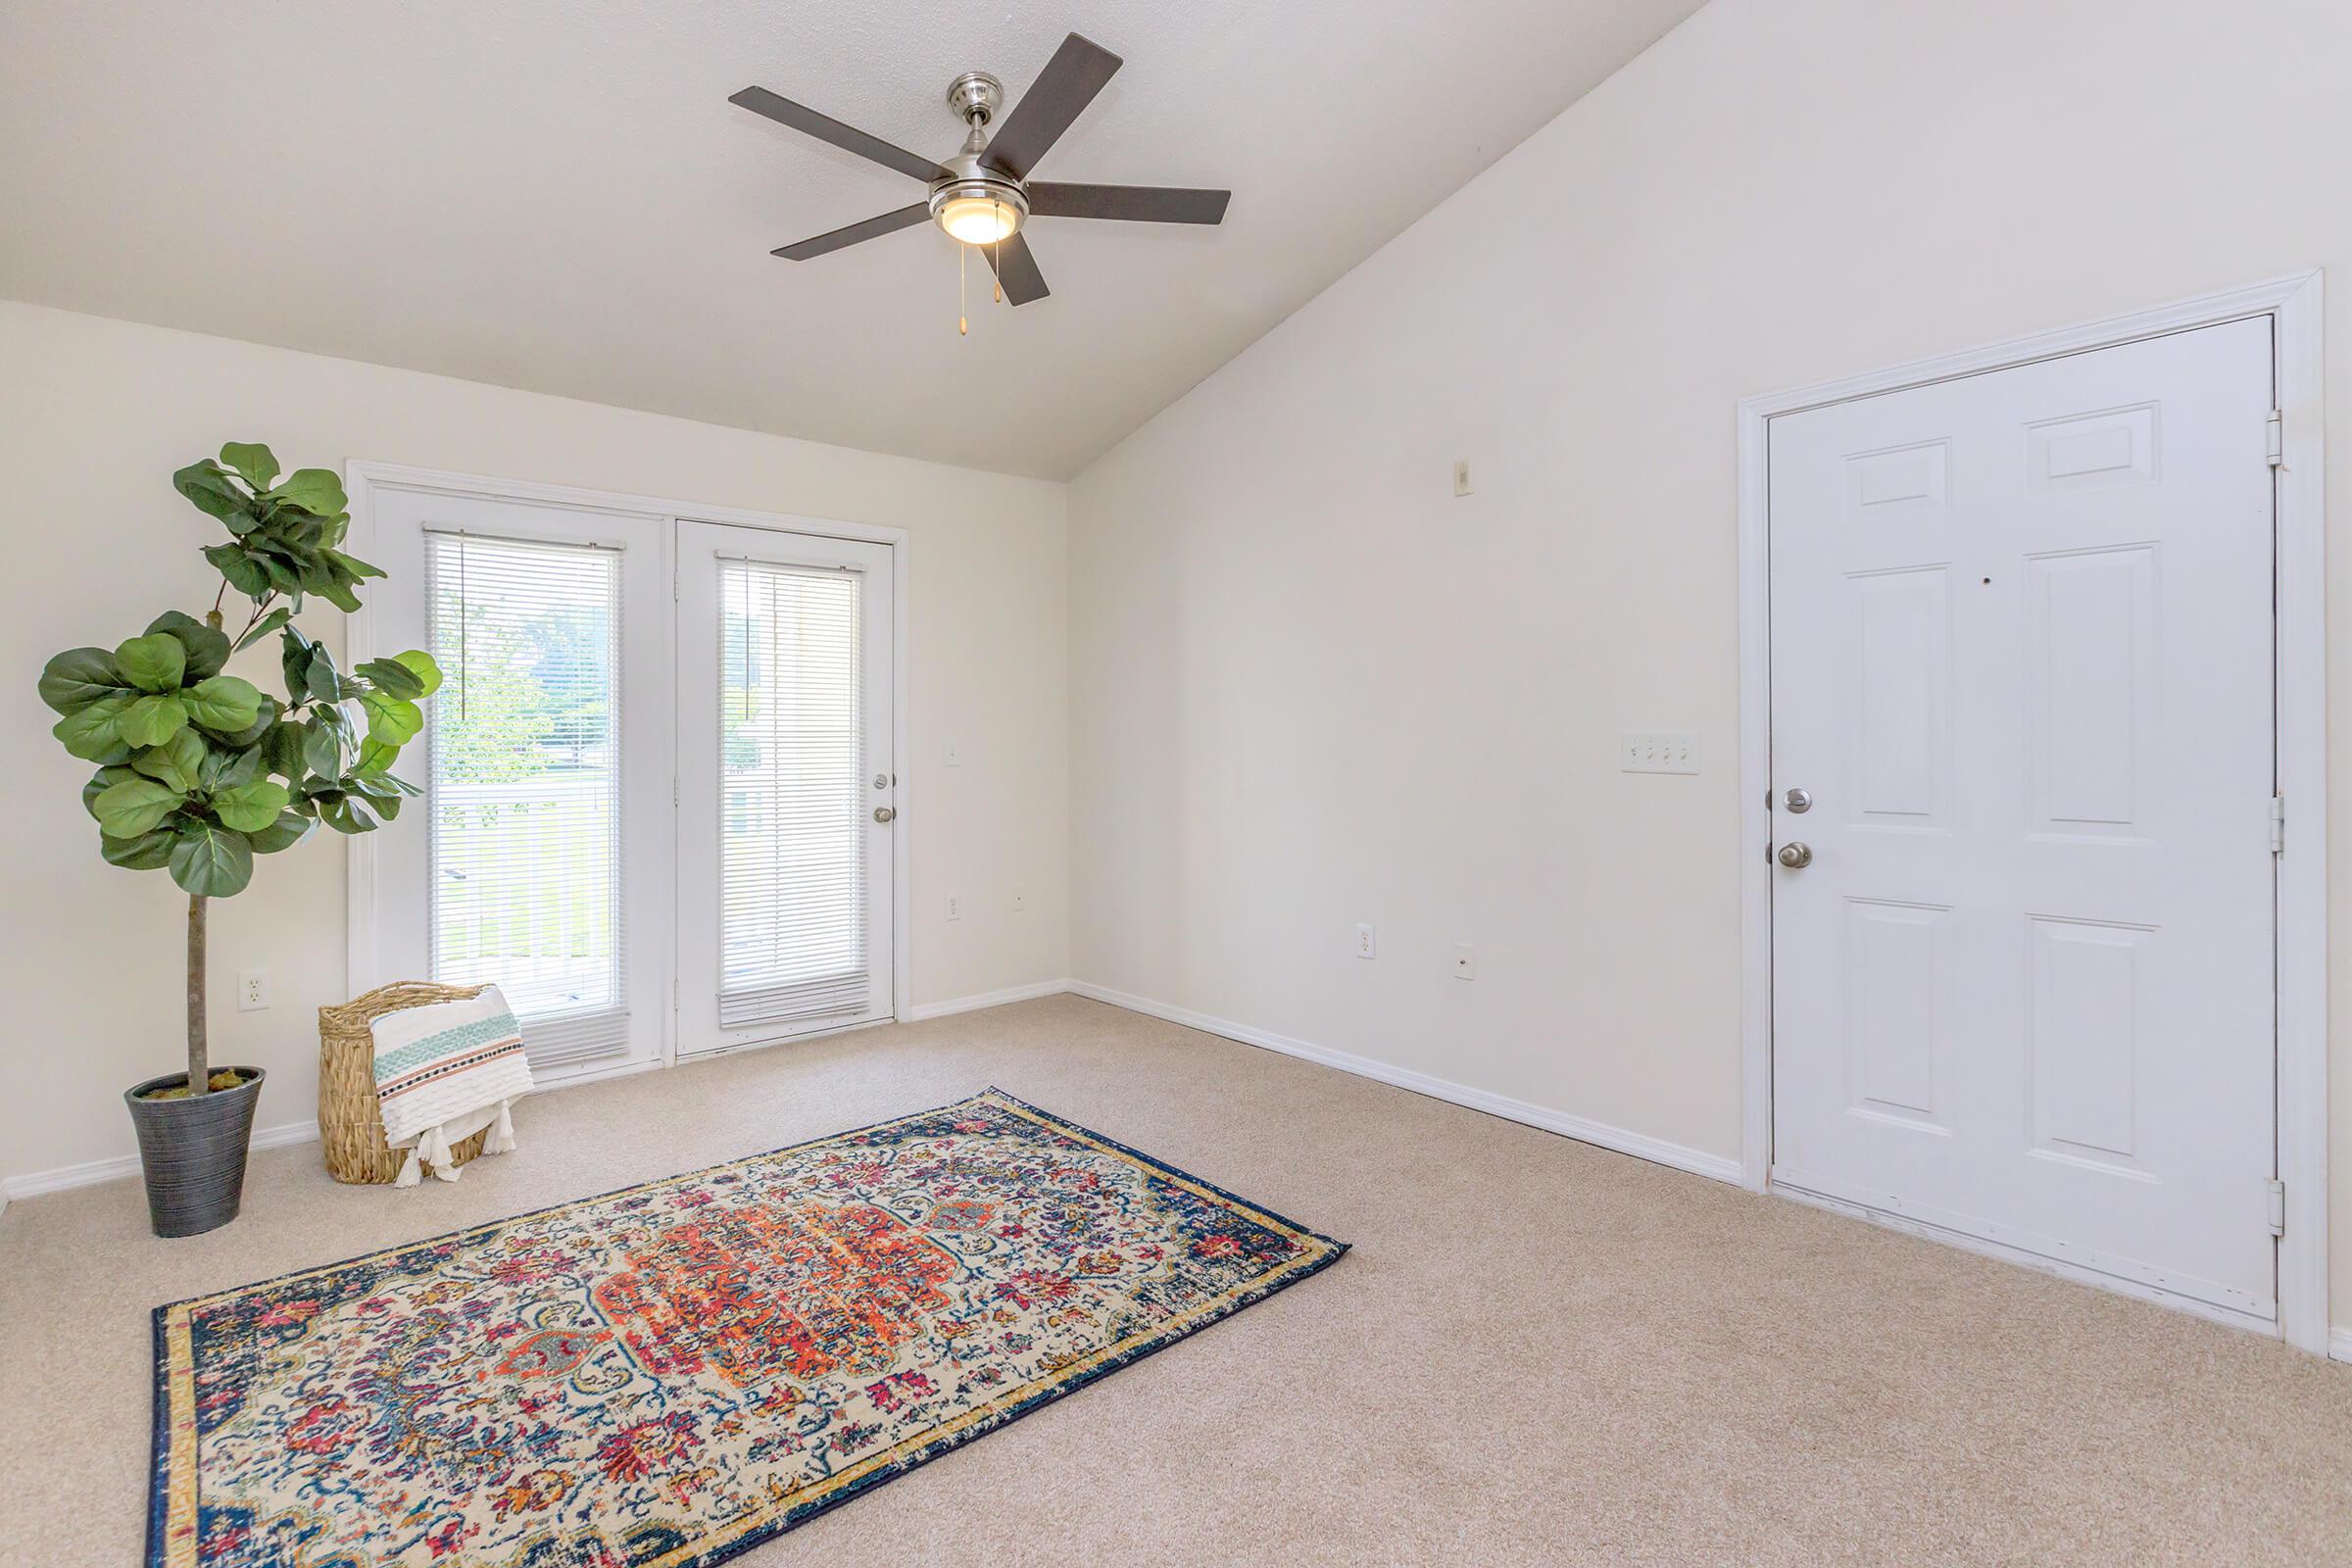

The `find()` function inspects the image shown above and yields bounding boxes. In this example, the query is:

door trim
[343,462,915,1070]
[1735,271,2328,1351]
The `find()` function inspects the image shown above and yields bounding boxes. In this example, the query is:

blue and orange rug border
[147,1087,1349,1568]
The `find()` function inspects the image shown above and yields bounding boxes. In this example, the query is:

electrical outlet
[1010,890,1028,913]
[946,894,961,922]
[945,742,961,767]
[1620,730,1700,774]
[1452,944,1477,981]
[237,969,270,1011]
[1452,459,1474,497]
[1355,923,1377,959]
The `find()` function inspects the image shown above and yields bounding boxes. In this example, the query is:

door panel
[675,521,895,1054]
[1769,318,2277,1322]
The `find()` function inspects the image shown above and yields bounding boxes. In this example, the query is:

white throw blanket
[368,985,534,1186]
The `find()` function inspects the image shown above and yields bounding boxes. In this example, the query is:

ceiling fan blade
[982,232,1051,305]
[980,32,1122,181]
[730,86,944,183]
[773,203,931,261]
[1025,182,1230,224]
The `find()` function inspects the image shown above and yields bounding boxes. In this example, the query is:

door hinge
[2267,410,2285,468]
[2272,793,2286,855]
[2266,1178,2286,1238]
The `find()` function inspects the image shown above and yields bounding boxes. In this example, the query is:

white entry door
[675,521,896,1054]
[1768,318,2278,1323]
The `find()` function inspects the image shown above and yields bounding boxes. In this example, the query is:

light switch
[1620,730,1699,775]
[1452,459,1474,497]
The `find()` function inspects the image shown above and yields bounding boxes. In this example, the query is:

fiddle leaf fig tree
[38,445,441,1099]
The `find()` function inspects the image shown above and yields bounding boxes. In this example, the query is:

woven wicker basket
[318,981,494,1185]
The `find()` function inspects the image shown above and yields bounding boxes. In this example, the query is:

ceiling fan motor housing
[929,148,1029,242]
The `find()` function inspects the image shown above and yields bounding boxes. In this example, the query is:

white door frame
[1736,272,2328,1352]
[343,462,915,1074]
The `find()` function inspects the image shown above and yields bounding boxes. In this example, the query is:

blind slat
[718,561,866,1029]
[426,534,628,1068]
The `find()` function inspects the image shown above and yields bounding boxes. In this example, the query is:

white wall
[1,300,1069,1188]
[1067,0,2352,1307]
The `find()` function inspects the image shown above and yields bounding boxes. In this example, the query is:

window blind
[717,560,867,1029]
[425,531,629,1067]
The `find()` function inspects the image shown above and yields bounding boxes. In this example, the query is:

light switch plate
[1452,459,1474,497]
[1451,944,1476,980]
[1620,730,1699,774]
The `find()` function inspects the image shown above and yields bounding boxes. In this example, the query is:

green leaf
[168,821,253,897]
[118,693,189,748]
[302,718,343,779]
[361,692,423,746]
[355,656,425,700]
[279,626,316,698]
[392,649,444,697]
[245,810,314,855]
[326,547,384,581]
[172,461,255,528]
[204,695,278,749]
[233,607,292,652]
[131,728,207,793]
[183,674,265,732]
[201,744,264,793]
[114,633,186,694]
[144,612,232,682]
[101,829,175,871]
[261,718,308,781]
[219,442,279,491]
[212,778,291,833]
[95,775,184,839]
[53,696,133,763]
[38,647,129,713]
[83,765,139,819]
[317,795,378,835]
[305,646,344,705]
[203,544,270,596]
[267,467,345,517]
[316,576,363,613]
[353,735,402,774]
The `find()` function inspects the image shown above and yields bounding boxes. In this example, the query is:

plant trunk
[187,892,210,1096]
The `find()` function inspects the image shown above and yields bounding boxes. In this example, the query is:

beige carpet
[2,994,2347,1566]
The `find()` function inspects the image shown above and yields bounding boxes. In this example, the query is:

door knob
[873,806,896,824]
[1777,841,1812,869]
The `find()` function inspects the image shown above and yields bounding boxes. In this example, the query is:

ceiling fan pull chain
[958,241,968,337]
[993,201,1004,305]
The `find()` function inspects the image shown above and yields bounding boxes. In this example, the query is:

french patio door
[674,521,896,1055]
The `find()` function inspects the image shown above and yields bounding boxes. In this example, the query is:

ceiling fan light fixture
[931,180,1027,246]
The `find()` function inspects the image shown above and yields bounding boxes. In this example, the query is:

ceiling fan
[730,31,1230,306]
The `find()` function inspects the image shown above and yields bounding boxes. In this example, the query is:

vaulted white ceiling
[0,0,1702,478]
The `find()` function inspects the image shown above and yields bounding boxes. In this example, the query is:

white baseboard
[905,978,1073,1021]
[1064,979,1744,1186]
[2329,1327,2352,1365]
[3,1117,320,1203]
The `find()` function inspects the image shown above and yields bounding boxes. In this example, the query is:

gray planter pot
[123,1067,266,1238]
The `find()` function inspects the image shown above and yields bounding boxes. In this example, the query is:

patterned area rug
[149,1090,1347,1566]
